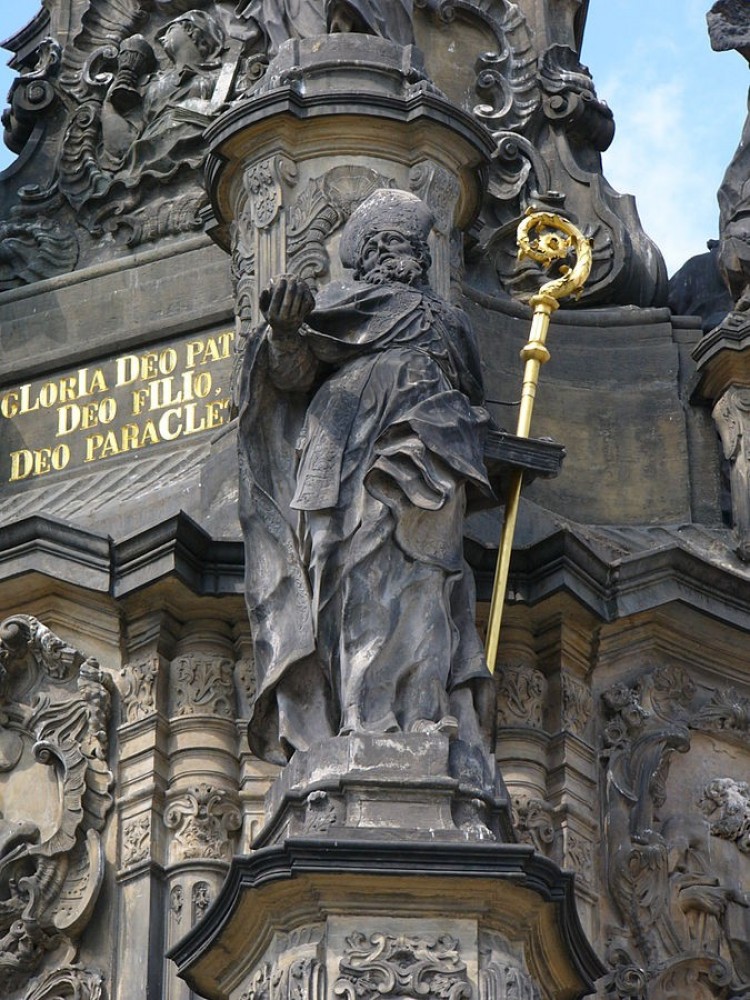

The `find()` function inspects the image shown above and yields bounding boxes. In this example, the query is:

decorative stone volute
[0,614,114,996]
[204,32,494,314]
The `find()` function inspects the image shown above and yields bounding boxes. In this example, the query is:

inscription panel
[0,330,234,484]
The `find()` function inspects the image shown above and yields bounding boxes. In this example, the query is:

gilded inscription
[1,331,234,483]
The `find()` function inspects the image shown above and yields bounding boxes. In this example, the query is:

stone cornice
[167,838,605,997]
[2,514,749,629]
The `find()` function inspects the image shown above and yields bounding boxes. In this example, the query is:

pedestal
[169,839,602,1000]
[177,32,603,1000]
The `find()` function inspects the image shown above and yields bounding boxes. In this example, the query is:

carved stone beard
[362,254,426,286]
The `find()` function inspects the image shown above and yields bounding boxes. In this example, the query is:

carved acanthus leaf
[164,784,241,862]
[3,36,62,155]
[119,657,159,722]
[334,933,472,1000]
[286,166,395,291]
[538,45,614,151]
[496,663,546,729]
[692,685,750,739]
[23,965,105,1000]
[170,654,236,719]
[468,0,539,134]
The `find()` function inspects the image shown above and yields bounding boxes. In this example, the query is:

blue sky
[1,0,748,275]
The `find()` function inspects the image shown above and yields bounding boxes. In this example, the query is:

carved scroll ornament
[334,933,472,1000]
[0,615,113,994]
[164,783,241,862]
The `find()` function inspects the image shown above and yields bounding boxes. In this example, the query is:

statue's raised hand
[260,275,315,335]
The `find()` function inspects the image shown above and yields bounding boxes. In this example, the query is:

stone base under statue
[170,737,603,999]
[169,838,603,1000]
[252,733,515,847]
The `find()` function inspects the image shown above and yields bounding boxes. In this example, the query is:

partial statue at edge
[709,0,750,317]
[238,189,498,795]
[236,0,414,57]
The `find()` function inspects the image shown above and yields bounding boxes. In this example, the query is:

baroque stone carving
[495,664,546,729]
[600,663,750,996]
[699,778,750,852]
[1,0,666,310]
[120,814,151,868]
[0,209,79,290]
[561,673,592,737]
[286,166,396,291]
[23,966,105,1000]
[240,189,499,796]
[235,657,258,717]
[192,881,211,923]
[241,953,324,1000]
[231,164,396,404]
[237,0,414,59]
[334,933,472,1000]
[164,784,241,862]
[712,386,750,561]
[303,790,344,834]
[510,794,554,855]
[709,1,750,315]
[57,7,228,240]
[170,654,235,719]
[119,657,159,723]
[0,615,114,994]
[170,884,184,925]
[2,36,61,155]
[466,3,666,307]
[479,930,539,1000]
[563,830,594,890]
[480,962,538,1000]
[1,1,259,282]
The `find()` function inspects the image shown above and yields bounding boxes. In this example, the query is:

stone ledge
[168,838,605,1000]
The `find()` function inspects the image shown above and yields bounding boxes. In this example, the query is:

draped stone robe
[238,0,414,57]
[239,278,495,780]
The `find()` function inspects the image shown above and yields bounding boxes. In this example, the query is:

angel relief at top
[0,0,417,285]
[0,0,667,308]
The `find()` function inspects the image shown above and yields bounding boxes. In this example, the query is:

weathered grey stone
[3,4,750,1000]
[236,190,500,806]
[0,615,113,995]
[254,732,512,846]
[669,240,732,334]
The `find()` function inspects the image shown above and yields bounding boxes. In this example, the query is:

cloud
[589,24,747,276]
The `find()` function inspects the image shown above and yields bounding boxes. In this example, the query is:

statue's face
[358,230,426,286]
[160,19,203,64]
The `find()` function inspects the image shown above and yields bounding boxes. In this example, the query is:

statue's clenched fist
[260,275,315,334]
